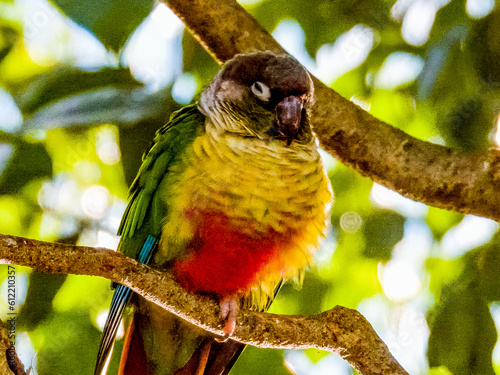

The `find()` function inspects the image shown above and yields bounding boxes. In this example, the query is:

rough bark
[0,233,408,375]
[0,318,25,375]
[166,0,500,222]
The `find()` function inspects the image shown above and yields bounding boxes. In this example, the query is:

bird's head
[199,52,314,146]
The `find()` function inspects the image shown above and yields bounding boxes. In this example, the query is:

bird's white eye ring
[251,81,271,102]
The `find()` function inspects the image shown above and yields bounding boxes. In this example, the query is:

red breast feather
[173,212,290,296]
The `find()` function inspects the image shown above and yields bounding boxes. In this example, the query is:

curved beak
[274,95,304,145]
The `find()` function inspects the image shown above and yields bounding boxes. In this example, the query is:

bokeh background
[1,0,500,374]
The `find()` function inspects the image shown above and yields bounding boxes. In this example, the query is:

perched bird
[94,52,333,375]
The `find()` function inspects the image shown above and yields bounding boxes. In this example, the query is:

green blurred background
[0,0,500,374]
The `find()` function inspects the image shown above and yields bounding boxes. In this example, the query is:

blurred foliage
[250,0,398,58]
[0,0,499,374]
[50,0,155,51]
[0,136,52,194]
[427,240,500,375]
[362,210,405,260]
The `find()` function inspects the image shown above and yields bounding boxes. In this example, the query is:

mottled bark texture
[166,0,500,222]
[0,318,25,375]
[0,234,408,375]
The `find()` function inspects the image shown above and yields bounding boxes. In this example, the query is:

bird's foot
[217,295,239,341]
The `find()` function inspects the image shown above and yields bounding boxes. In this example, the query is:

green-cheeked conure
[94,52,333,375]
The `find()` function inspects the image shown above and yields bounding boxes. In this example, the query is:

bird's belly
[172,210,302,297]
[162,134,333,298]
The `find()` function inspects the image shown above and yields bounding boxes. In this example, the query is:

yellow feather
[161,118,333,307]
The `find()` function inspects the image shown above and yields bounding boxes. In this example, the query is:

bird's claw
[217,295,239,341]
[215,332,230,343]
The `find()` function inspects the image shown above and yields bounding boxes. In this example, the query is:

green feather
[95,105,206,375]
[117,104,205,260]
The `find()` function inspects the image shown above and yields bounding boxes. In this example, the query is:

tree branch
[0,233,407,375]
[0,318,25,375]
[0,320,14,375]
[165,0,500,222]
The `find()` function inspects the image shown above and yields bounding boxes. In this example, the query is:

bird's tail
[117,298,244,375]
[94,284,133,375]
[94,235,157,375]
[118,314,154,375]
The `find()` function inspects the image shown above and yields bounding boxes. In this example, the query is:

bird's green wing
[117,103,205,259]
[94,104,205,375]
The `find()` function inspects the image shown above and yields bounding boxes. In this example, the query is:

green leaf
[304,348,330,363]
[417,26,469,101]
[427,285,497,375]
[31,309,124,375]
[428,241,500,374]
[328,162,372,216]
[17,272,67,331]
[230,346,291,375]
[12,67,142,115]
[249,0,393,57]
[362,209,405,260]
[0,26,18,63]
[471,244,500,302]
[428,367,454,375]
[0,138,14,175]
[10,68,173,133]
[0,138,52,194]
[441,96,493,151]
[22,86,171,131]
[270,274,329,315]
[182,31,219,87]
[426,207,463,241]
[467,10,500,85]
[50,0,154,51]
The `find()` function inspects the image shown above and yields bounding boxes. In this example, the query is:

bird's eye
[251,81,271,102]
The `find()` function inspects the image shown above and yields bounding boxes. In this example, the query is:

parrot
[94,51,333,375]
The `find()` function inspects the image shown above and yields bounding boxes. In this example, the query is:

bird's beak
[274,95,304,145]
